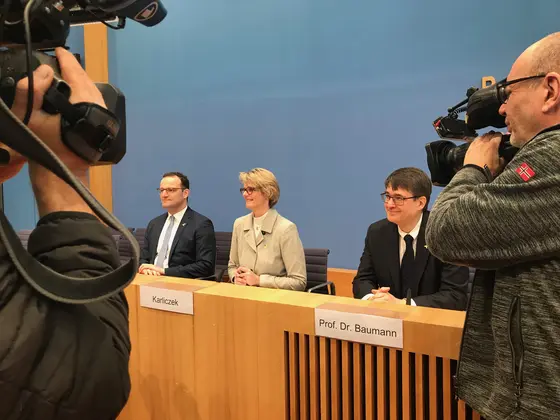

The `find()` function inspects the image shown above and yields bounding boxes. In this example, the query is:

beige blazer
[228,209,307,291]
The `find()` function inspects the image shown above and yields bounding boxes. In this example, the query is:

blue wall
[110,0,559,268]
[5,2,559,268]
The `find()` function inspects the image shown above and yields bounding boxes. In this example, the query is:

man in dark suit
[138,172,216,279]
[352,167,468,310]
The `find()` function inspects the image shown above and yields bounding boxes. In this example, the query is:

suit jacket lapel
[169,208,191,257]
[243,215,257,253]
[151,214,168,262]
[387,223,402,298]
[407,212,430,297]
[256,209,278,247]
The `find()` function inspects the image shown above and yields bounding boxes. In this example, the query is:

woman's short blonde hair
[239,168,280,208]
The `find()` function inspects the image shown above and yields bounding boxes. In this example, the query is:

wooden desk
[118,275,479,420]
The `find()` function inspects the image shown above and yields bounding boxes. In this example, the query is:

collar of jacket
[535,123,560,138]
[242,208,279,234]
[522,123,560,150]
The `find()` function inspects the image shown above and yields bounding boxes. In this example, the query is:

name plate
[140,282,196,315]
[315,304,404,348]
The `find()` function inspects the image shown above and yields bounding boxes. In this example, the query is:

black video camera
[0,0,166,304]
[0,0,167,164]
[425,81,518,186]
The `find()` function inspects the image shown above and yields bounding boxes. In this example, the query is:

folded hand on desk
[139,264,164,276]
[368,287,406,305]
[235,266,260,286]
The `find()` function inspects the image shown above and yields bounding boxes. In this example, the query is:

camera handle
[43,79,120,163]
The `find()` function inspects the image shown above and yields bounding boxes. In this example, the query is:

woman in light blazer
[228,168,307,291]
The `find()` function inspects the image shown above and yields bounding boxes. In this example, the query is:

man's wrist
[29,163,92,217]
[460,164,494,182]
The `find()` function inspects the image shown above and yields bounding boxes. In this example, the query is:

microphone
[406,289,412,306]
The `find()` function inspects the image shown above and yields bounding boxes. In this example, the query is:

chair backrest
[214,231,233,281]
[17,229,33,250]
[109,228,136,263]
[117,235,138,263]
[304,248,330,293]
[133,228,147,251]
[215,231,232,266]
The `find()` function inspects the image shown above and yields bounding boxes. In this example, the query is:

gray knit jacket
[426,126,560,420]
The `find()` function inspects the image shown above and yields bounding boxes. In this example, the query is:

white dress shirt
[362,214,423,305]
[156,205,188,269]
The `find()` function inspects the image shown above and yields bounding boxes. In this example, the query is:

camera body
[426,82,518,186]
[2,0,166,46]
[0,49,127,163]
[0,0,166,303]
[0,0,167,164]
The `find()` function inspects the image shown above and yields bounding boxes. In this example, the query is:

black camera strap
[0,97,138,304]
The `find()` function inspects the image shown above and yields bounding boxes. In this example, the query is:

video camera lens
[425,135,517,186]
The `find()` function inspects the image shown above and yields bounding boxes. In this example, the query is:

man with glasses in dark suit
[138,172,216,279]
[352,167,468,310]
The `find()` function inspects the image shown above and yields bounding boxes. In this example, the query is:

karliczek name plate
[140,281,204,315]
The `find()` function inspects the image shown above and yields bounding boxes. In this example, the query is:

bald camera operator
[0,48,130,419]
[426,32,560,420]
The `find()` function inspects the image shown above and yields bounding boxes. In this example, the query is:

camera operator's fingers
[464,132,503,171]
[11,65,54,120]
[489,131,503,141]
[482,131,503,148]
[497,157,507,174]
[0,145,26,184]
[55,47,106,108]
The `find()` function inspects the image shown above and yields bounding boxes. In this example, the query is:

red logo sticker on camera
[516,163,535,182]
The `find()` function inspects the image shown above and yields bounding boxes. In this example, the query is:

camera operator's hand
[0,145,25,184]
[464,132,506,176]
[11,48,107,217]
[11,48,106,173]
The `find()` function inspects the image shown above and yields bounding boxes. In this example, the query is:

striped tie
[155,216,175,268]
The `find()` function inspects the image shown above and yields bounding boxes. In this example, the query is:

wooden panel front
[284,335,483,420]
[119,277,485,420]
[118,277,214,420]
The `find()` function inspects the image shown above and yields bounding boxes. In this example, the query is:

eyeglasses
[380,192,419,206]
[240,187,259,195]
[157,188,184,194]
[497,74,546,104]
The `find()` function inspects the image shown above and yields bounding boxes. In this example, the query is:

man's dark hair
[384,167,432,209]
[162,172,190,189]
